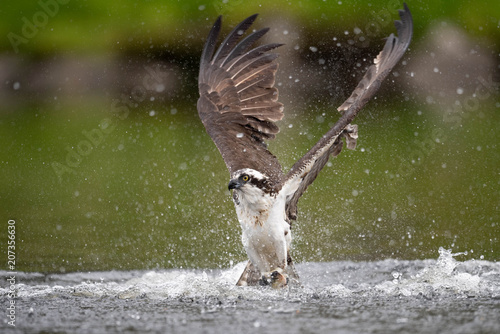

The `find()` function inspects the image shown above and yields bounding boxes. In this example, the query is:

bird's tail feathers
[236,260,261,286]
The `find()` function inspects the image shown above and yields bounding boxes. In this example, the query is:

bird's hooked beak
[228,178,242,190]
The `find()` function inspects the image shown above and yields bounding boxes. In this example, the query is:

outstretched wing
[197,14,285,184]
[282,3,413,221]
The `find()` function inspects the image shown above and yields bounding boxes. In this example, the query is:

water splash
[3,248,498,303]
[2,249,500,333]
[374,248,485,298]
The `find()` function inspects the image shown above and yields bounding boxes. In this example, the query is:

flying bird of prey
[197,4,413,288]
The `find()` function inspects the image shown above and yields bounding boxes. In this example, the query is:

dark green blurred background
[1,0,499,273]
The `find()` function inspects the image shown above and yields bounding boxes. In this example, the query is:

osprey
[197,4,413,288]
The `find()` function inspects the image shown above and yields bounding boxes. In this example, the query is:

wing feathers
[338,3,413,112]
[236,69,277,94]
[211,14,259,66]
[283,4,413,221]
[198,15,285,182]
[200,16,221,76]
[227,43,283,72]
[223,28,270,66]
[232,53,279,82]
[240,86,278,102]
[198,5,412,213]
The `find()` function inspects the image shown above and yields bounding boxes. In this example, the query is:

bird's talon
[270,270,288,289]
[259,275,270,286]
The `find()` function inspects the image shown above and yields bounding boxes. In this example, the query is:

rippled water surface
[2,249,499,333]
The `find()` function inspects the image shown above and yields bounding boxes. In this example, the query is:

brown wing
[197,14,285,185]
[283,4,413,221]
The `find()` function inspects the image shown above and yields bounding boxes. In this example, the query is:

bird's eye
[242,175,249,182]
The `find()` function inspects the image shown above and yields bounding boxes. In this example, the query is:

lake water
[1,248,499,333]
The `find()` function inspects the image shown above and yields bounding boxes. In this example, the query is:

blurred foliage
[1,0,499,273]
[2,0,500,55]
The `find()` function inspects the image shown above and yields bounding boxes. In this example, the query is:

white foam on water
[2,248,499,302]
[318,284,353,298]
[5,261,294,302]
[117,262,300,301]
[373,248,493,298]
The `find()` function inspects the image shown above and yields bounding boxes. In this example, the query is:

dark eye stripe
[238,173,273,194]
[248,177,267,188]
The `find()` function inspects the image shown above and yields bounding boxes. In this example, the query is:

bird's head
[228,169,272,200]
